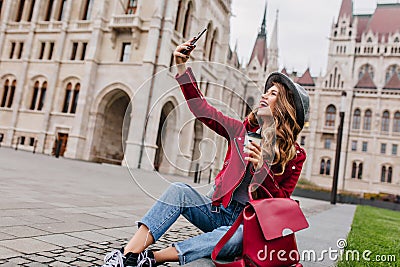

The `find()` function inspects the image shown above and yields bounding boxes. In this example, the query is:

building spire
[269,9,278,50]
[234,39,238,52]
[259,1,267,37]
[266,9,279,72]
[249,1,268,67]
[338,0,353,21]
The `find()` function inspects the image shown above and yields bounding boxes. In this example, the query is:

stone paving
[0,148,353,267]
[0,225,202,266]
[0,148,209,266]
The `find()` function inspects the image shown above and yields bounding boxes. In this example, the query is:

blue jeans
[138,182,244,265]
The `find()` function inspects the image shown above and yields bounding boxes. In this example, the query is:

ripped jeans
[138,182,244,265]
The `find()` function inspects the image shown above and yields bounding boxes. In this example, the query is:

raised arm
[174,41,243,140]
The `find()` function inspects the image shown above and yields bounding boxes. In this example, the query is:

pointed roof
[281,67,288,76]
[227,45,240,69]
[249,2,268,66]
[297,68,315,86]
[338,0,353,21]
[354,72,377,89]
[269,10,279,50]
[354,14,372,42]
[364,3,400,41]
[384,74,400,90]
[260,1,267,38]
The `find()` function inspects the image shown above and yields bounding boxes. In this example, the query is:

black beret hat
[265,72,310,129]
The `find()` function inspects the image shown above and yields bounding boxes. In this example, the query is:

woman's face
[257,85,279,118]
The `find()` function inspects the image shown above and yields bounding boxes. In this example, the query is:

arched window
[62,83,72,113]
[174,0,182,31]
[326,159,331,175]
[29,81,47,111]
[381,165,393,183]
[1,79,16,108]
[363,109,372,130]
[385,65,400,83]
[320,158,331,176]
[30,81,40,110]
[203,22,212,58]
[381,166,386,182]
[394,112,400,132]
[1,79,10,108]
[358,64,374,80]
[358,162,363,179]
[350,161,363,179]
[62,82,80,114]
[208,29,217,61]
[320,159,325,175]
[38,81,47,111]
[352,108,361,129]
[182,1,193,39]
[70,83,80,114]
[8,80,16,108]
[325,105,336,127]
[351,162,357,178]
[381,111,390,132]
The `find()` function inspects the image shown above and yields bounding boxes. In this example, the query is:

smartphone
[182,28,207,55]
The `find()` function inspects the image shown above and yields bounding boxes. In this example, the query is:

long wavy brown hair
[247,82,301,174]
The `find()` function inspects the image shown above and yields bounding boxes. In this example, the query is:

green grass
[337,205,400,267]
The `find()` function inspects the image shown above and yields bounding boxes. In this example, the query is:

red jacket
[176,67,306,208]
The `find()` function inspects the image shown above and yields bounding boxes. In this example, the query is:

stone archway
[91,89,131,165]
[154,101,177,173]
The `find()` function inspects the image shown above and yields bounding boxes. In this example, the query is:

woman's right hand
[174,39,196,75]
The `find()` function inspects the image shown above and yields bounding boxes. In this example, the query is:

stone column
[65,0,107,159]
[125,0,170,170]
[0,1,15,65]
[7,0,42,147]
[39,0,73,154]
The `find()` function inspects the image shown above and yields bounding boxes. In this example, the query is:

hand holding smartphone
[182,28,207,55]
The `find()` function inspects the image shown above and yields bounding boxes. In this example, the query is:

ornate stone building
[296,0,400,195]
[0,0,278,179]
[6,0,396,197]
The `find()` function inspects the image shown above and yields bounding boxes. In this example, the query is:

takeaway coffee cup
[243,132,262,153]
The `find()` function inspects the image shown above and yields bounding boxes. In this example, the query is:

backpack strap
[211,211,245,267]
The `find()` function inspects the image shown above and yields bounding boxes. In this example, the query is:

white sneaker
[101,249,125,267]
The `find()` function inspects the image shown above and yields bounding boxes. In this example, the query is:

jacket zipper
[233,138,245,166]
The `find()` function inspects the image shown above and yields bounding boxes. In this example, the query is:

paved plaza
[0,148,356,266]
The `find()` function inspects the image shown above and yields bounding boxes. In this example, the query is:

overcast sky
[230,0,379,76]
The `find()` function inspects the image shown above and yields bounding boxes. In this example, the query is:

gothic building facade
[296,0,400,195]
